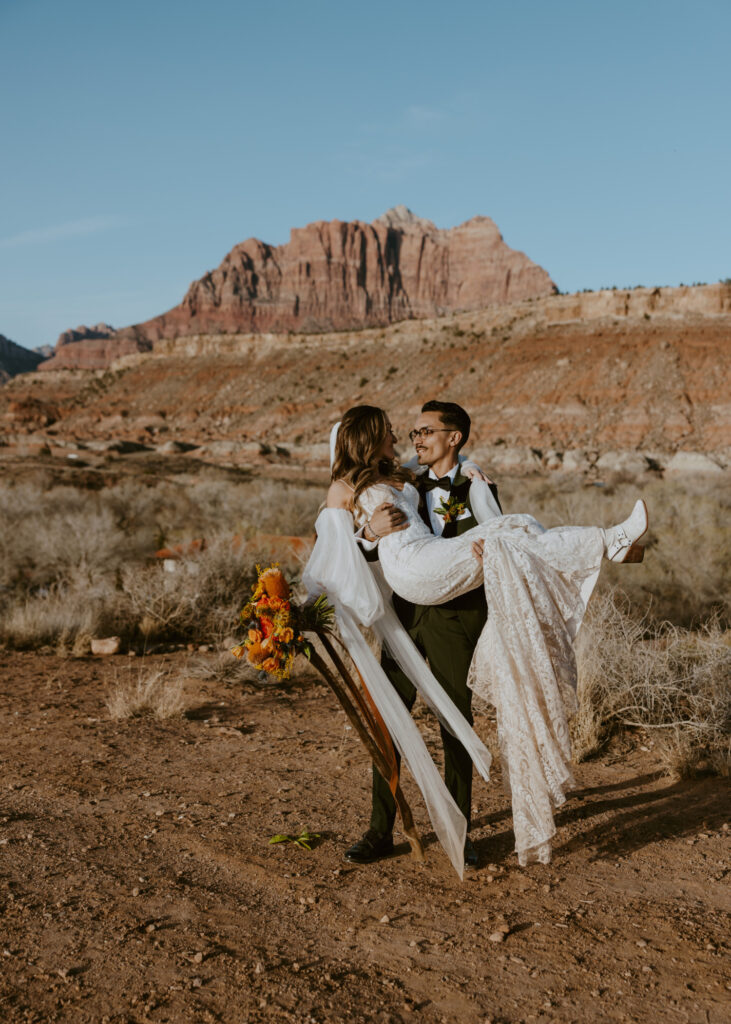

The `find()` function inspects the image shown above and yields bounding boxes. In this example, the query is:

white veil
[302,424,492,878]
[329,421,341,470]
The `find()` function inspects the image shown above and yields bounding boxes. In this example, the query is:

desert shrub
[104,476,319,546]
[117,535,303,646]
[0,471,318,649]
[0,573,125,650]
[187,650,264,686]
[575,592,731,776]
[1,541,256,650]
[0,473,319,592]
[121,537,248,643]
[0,481,129,594]
[2,460,728,788]
[104,668,189,721]
[233,478,320,537]
[2,586,99,649]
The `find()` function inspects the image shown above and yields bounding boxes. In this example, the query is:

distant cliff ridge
[0,334,43,381]
[55,323,117,348]
[39,207,557,369]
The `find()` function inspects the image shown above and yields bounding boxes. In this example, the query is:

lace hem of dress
[519,840,552,866]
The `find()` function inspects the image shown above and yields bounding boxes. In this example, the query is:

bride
[303,405,648,876]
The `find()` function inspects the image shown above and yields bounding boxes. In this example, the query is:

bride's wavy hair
[331,405,413,510]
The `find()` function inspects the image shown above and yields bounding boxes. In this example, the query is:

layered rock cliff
[39,207,556,369]
[7,284,730,458]
[40,333,152,372]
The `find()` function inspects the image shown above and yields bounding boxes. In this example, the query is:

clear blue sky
[2,0,729,349]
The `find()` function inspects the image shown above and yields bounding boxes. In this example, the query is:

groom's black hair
[421,400,470,450]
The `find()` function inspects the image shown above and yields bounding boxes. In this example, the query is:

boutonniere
[434,495,468,524]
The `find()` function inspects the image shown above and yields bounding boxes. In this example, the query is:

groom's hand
[369,502,408,538]
[471,539,484,561]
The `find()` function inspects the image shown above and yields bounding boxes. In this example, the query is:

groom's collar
[416,462,471,493]
[427,464,459,483]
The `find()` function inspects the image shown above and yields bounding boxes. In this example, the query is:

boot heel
[605,499,649,562]
[623,543,645,563]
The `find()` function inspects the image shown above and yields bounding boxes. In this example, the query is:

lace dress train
[357,484,604,865]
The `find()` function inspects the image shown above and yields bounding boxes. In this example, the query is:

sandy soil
[1,651,728,1024]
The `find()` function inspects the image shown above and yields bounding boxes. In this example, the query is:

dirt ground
[1,651,728,1024]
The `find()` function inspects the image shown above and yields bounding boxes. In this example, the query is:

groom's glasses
[408,428,453,442]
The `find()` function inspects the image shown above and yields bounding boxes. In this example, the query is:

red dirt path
[1,651,728,1023]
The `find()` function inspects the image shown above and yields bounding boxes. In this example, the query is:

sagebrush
[1,463,728,776]
[575,592,730,776]
[0,471,316,649]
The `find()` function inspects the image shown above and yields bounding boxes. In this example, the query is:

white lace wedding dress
[304,480,605,873]
[357,482,604,865]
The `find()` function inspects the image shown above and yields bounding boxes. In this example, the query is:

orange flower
[248,628,262,643]
[259,615,275,639]
[260,568,290,601]
[262,657,280,674]
[246,641,267,665]
[278,627,294,643]
[230,644,246,659]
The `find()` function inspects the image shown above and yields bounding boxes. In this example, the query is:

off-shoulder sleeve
[468,478,503,522]
[302,508,385,626]
[302,506,469,877]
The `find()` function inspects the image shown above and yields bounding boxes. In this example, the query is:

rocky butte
[54,322,117,349]
[39,207,557,369]
[39,322,149,373]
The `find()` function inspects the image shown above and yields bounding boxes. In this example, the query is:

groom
[346,400,502,868]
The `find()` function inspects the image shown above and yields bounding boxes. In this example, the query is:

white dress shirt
[353,455,501,551]
[425,463,460,535]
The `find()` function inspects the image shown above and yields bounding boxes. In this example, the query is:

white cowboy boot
[604,499,648,562]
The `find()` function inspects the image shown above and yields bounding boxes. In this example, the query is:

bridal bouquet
[231,565,331,679]
[231,565,424,861]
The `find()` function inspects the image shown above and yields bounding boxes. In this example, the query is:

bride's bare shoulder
[326,478,355,509]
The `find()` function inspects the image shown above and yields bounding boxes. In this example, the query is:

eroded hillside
[2,286,730,470]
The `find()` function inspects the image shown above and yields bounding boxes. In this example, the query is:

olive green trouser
[369,603,485,835]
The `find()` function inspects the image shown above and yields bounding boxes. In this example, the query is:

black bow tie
[421,475,454,493]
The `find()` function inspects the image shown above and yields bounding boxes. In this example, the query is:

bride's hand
[471,539,485,561]
[461,461,495,485]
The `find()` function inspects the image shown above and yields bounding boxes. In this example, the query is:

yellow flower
[230,644,246,659]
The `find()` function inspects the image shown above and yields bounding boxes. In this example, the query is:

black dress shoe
[344,829,394,864]
[464,837,478,868]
